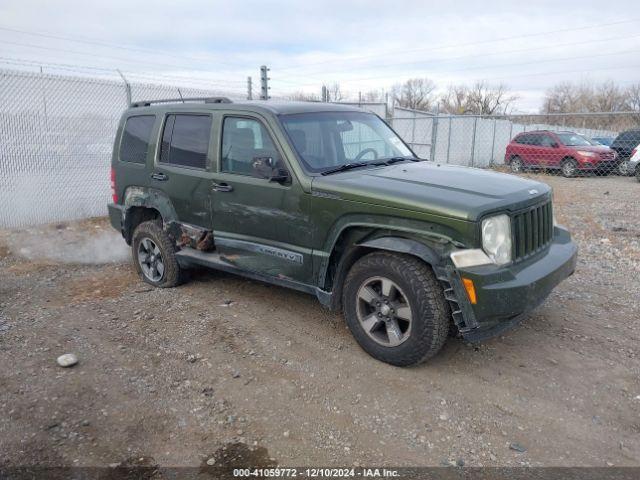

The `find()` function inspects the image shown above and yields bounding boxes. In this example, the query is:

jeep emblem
[529,189,538,195]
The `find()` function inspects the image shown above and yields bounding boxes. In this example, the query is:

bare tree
[624,83,640,111]
[326,82,344,102]
[467,82,517,115]
[363,89,385,103]
[392,78,436,111]
[287,91,320,102]
[440,85,472,114]
[440,82,516,115]
[542,80,628,114]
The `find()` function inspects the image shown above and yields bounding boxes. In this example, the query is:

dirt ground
[1,173,639,469]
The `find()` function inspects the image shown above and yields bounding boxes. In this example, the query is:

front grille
[599,151,616,161]
[512,201,553,260]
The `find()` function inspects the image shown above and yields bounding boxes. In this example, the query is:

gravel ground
[0,173,639,469]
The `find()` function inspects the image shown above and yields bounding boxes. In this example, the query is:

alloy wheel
[618,160,629,176]
[356,276,412,347]
[562,161,576,177]
[137,237,165,282]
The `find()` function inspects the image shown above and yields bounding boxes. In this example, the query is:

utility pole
[321,85,328,102]
[260,65,270,100]
[247,76,253,100]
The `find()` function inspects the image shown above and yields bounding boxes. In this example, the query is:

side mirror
[252,157,290,183]
[551,142,559,148]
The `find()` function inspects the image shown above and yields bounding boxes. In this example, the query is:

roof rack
[131,97,233,108]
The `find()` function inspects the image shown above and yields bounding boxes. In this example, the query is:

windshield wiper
[381,156,421,165]
[321,161,384,176]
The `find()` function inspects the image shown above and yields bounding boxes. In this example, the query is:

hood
[567,145,612,153]
[311,162,551,222]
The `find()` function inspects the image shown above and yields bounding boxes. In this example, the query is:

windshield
[556,132,594,146]
[279,111,416,173]
[593,137,612,146]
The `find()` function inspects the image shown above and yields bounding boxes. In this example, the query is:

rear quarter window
[119,115,156,164]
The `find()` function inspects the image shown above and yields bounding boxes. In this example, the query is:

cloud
[0,0,637,111]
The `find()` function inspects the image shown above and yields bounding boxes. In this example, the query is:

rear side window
[515,134,531,145]
[160,114,212,169]
[119,115,155,164]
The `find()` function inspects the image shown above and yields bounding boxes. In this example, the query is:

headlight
[482,214,512,265]
[576,150,597,157]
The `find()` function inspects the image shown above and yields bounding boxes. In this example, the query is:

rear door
[538,133,562,168]
[209,112,313,284]
[152,112,214,229]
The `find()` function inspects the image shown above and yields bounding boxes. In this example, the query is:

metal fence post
[446,117,452,164]
[470,116,478,167]
[117,69,132,106]
[490,117,497,166]
[411,112,416,151]
[430,113,439,162]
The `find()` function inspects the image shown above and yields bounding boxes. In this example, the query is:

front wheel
[132,220,182,288]
[561,158,578,178]
[618,160,630,176]
[509,156,523,173]
[342,252,449,366]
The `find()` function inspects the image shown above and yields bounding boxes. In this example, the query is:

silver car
[628,144,640,178]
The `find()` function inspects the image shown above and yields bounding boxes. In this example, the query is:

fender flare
[356,236,444,267]
[319,234,449,312]
[122,186,179,241]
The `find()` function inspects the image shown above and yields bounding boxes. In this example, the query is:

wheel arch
[122,186,178,244]
[321,227,447,311]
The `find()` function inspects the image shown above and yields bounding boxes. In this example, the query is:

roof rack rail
[131,97,233,108]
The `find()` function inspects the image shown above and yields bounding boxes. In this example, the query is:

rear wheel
[342,252,449,366]
[509,156,523,173]
[132,220,182,288]
[618,159,630,176]
[561,158,577,178]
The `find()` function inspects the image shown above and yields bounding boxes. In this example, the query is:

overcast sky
[0,0,638,112]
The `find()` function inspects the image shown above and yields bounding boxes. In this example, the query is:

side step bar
[175,248,318,297]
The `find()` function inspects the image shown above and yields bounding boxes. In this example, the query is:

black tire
[342,252,449,366]
[617,159,630,176]
[509,156,524,173]
[636,165,640,183]
[561,158,577,178]
[132,220,182,288]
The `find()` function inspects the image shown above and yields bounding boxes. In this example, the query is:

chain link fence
[1,67,639,228]
[0,68,244,228]
[392,111,640,176]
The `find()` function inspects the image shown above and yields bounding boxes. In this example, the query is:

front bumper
[452,226,577,341]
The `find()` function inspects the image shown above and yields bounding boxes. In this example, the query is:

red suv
[505,130,617,177]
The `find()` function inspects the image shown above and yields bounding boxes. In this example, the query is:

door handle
[212,182,233,192]
[151,172,168,181]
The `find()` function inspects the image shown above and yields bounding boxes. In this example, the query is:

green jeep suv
[108,98,577,366]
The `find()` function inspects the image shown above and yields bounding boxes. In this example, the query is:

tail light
[110,167,118,203]
[632,148,637,158]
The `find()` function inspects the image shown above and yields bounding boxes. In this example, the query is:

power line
[0,25,247,69]
[281,32,640,82]
[278,49,640,88]
[0,40,248,83]
[0,57,249,91]
[274,17,640,73]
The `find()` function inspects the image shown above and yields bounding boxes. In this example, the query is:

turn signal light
[462,277,477,305]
